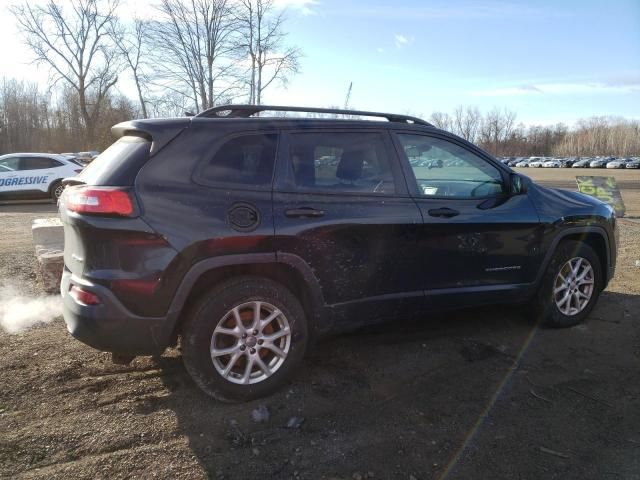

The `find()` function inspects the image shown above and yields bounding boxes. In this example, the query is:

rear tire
[530,240,603,328]
[181,277,308,402]
[50,181,64,201]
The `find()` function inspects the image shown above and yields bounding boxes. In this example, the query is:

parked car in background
[573,158,591,168]
[507,158,522,167]
[515,159,530,167]
[560,158,577,168]
[72,151,101,165]
[0,153,82,200]
[529,158,544,168]
[625,158,640,169]
[606,159,627,169]
[590,158,609,168]
[543,159,561,168]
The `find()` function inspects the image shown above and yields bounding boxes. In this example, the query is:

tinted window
[288,132,396,194]
[78,136,150,186]
[398,134,505,198]
[200,134,277,187]
[20,157,62,170]
[0,157,19,171]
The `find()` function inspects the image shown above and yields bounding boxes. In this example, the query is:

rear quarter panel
[134,122,277,315]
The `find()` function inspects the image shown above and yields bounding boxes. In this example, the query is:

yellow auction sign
[575,176,625,217]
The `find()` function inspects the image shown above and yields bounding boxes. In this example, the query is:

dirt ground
[1,174,640,480]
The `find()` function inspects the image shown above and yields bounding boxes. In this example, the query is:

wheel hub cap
[553,257,595,316]
[210,301,291,385]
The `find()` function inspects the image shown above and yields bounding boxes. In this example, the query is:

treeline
[3,78,639,157]
[0,78,138,153]
[429,107,640,157]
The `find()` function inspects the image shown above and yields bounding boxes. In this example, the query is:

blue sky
[0,0,638,126]
[267,0,640,125]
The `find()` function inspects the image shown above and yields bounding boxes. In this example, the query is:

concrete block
[32,218,63,248]
[32,218,65,294]
[37,251,64,293]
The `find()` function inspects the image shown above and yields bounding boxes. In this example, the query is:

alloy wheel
[553,257,595,316]
[210,301,291,385]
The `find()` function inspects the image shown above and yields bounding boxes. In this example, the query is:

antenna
[344,82,353,110]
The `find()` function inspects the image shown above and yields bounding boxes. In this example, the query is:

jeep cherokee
[59,105,617,402]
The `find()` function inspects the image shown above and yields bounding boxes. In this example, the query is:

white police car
[0,153,83,201]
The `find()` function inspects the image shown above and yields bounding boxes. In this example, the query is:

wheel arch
[537,226,611,288]
[165,253,326,343]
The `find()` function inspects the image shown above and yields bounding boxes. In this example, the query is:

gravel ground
[1,183,639,479]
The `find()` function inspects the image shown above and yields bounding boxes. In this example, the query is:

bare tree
[479,107,517,155]
[429,111,452,131]
[150,0,240,113]
[236,0,301,105]
[11,0,121,147]
[452,105,481,142]
[110,18,150,118]
[147,91,196,118]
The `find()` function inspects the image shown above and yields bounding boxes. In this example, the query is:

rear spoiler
[111,118,191,155]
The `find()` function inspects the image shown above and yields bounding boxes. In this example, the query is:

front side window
[20,157,62,170]
[397,134,505,198]
[0,157,20,171]
[199,134,277,187]
[287,132,396,194]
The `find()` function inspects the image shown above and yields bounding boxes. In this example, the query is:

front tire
[182,277,308,402]
[530,240,603,328]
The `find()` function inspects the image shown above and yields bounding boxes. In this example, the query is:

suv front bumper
[61,270,173,355]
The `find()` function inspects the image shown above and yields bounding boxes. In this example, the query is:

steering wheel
[470,180,499,197]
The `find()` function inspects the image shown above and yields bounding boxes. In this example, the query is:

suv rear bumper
[61,270,172,355]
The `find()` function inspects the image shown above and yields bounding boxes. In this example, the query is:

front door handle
[428,207,459,218]
[285,207,325,218]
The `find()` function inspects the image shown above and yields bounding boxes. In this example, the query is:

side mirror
[510,173,527,195]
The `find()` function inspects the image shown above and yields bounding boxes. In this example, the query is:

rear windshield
[78,136,151,186]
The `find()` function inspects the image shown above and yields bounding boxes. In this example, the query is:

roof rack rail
[194,104,432,126]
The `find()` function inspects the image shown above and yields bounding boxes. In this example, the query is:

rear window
[197,134,278,188]
[21,157,63,170]
[78,136,151,186]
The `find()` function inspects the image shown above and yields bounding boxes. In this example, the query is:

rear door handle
[285,207,325,218]
[428,207,459,218]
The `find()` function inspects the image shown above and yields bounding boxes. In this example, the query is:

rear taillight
[65,186,134,216]
[69,286,101,306]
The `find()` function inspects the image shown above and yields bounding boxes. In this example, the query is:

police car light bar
[65,186,134,217]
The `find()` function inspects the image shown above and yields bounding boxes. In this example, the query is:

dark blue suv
[59,105,617,401]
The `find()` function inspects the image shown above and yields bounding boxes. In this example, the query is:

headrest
[336,150,364,181]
